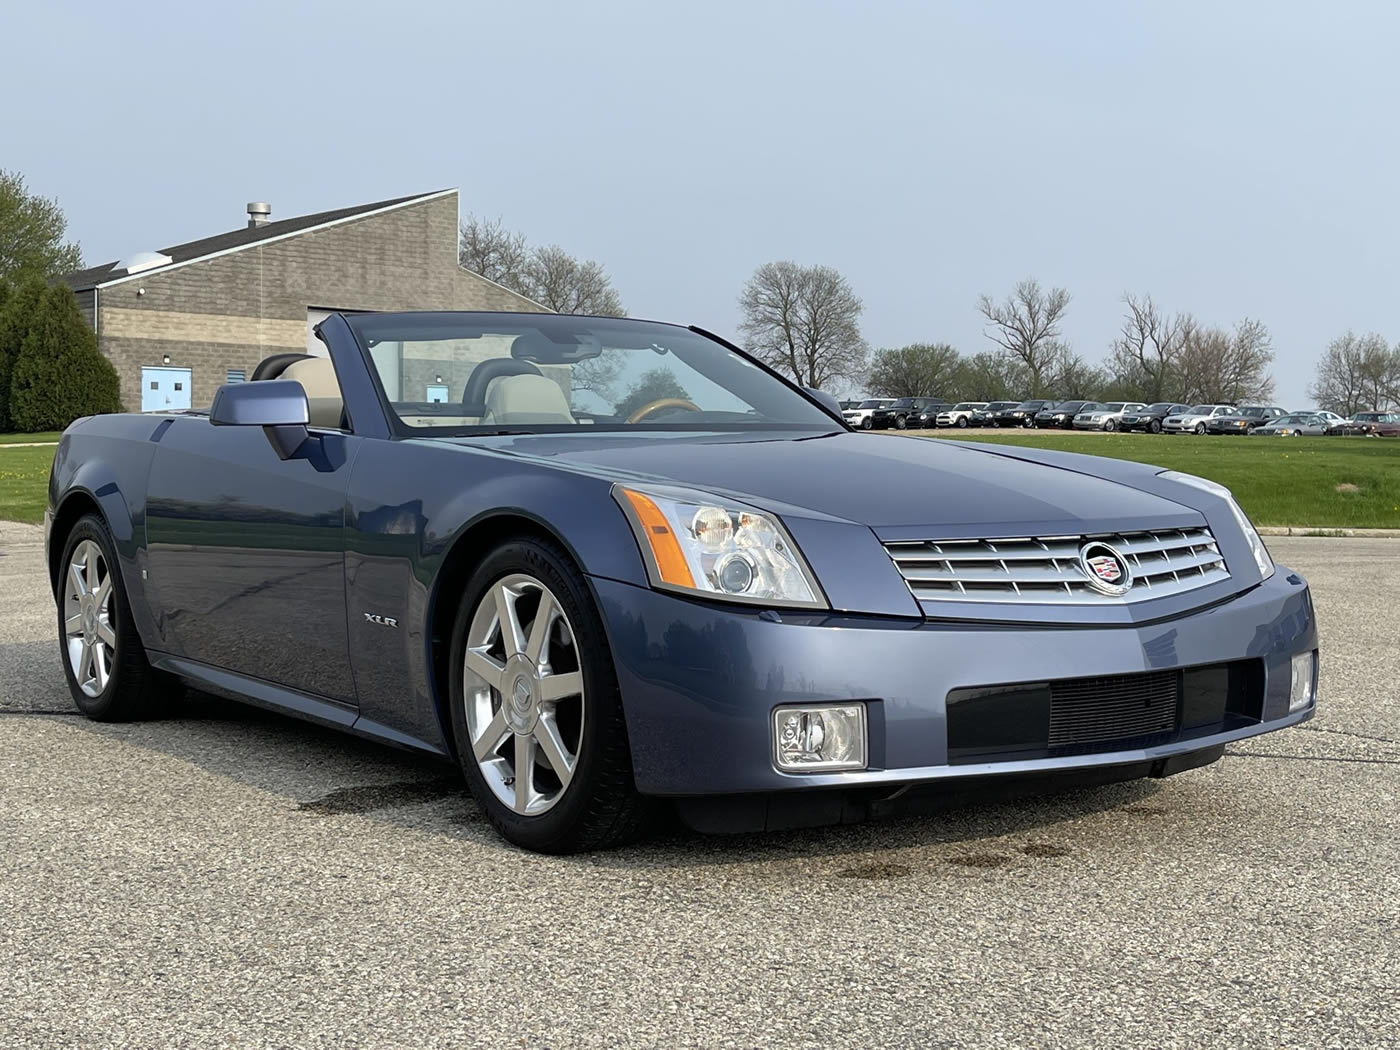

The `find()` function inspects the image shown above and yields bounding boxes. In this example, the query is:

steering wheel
[627,397,702,424]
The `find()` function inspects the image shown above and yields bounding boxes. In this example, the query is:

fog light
[1290,651,1317,712]
[772,703,867,772]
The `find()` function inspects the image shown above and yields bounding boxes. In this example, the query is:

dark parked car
[1204,406,1287,435]
[1337,411,1400,437]
[1120,403,1192,434]
[995,399,1051,427]
[44,310,1318,853]
[1036,400,1097,429]
[873,397,944,430]
[970,401,1020,427]
[915,400,955,427]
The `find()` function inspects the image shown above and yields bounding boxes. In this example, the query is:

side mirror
[803,387,845,420]
[210,380,310,459]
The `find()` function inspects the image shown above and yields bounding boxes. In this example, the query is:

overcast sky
[8,0,1397,405]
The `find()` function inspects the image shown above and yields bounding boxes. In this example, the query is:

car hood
[443,430,1204,536]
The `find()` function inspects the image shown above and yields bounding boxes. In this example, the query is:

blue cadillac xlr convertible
[46,312,1318,852]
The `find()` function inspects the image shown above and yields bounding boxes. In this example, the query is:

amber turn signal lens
[619,488,696,588]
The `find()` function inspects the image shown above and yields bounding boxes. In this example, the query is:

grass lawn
[0,444,55,524]
[919,432,1400,528]
[0,431,61,445]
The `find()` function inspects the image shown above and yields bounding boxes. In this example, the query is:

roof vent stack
[246,201,271,228]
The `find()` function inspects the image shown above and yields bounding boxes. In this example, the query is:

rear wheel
[57,514,179,721]
[449,537,650,853]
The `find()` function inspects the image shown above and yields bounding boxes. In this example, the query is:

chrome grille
[884,527,1229,606]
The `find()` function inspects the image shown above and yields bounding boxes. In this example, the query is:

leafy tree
[977,278,1071,398]
[0,170,83,282]
[739,261,868,389]
[7,283,121,431]
[614,367,690,421]
[459,214,625,315]
[954,351,1029,401]
[866,342,961,398]
[0,277,47,431]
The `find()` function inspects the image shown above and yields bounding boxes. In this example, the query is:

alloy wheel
[64,539,116,698]
[462,574,584,817]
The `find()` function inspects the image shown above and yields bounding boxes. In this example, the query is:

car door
[143,392,361,703]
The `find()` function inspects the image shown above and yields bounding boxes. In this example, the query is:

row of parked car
[840,398,1400,436]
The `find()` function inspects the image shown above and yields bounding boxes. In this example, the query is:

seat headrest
[483,373,576,425]
[280,356,341,399]
[462,357,542,406]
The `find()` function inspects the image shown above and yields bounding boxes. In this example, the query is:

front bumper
[592,568,1317,796]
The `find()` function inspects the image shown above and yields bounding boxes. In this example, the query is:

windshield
[1356,413,1382,421]
[346,313,835,433]
[1013,401,1041,411]
[1188,405,1214,414]
[1239,408,1266,418]
[859,399,884,409]
[1144,403,1172,413]
[952,403,979,411]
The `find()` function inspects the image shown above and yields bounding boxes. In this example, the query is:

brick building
[61,189,538,411]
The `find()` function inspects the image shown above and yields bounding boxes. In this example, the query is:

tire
[57,514,180,721]
[1103,419,1117,432]
[448,536,651,853]
[895,415,907,430]
[861,417,873,430]
[1195,423,1207,435]
[956,416,969,428]
[1149,419,1162,434]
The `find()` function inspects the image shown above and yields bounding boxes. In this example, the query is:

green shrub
[7,283,121,431]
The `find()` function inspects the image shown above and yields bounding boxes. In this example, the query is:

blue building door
[141,367,193,412]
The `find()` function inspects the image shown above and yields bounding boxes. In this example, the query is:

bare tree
[954,351,1028,401]
[458,216,625,316]
[1308,331,1400,414]
[866,343,961,398]
[1177,317,1275,403]
[1050,346,1107,400]
[739,262,868,389]
[459,214,529,289]
[977,279,1072,398]
[523,245,624,316]
[1109,294,1185,402]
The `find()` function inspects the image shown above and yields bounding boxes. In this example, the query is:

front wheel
[861,417,873,430]
[1195,423,1207,434]
[1103,419,1117,432]
[956,416,969,428]
[1149,420,1162,434]
[449,537,650,853]
[57,514,180,721]
[895,415,907,430]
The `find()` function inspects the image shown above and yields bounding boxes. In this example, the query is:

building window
[226,369,247,384]
[149,381,158,390]
[174,382,183,392]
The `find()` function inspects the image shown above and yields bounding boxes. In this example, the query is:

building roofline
[89,189,457,289]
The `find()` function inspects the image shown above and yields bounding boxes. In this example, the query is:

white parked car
[842,398,893,430]
[1163,404,1236,434]
[934,402,988,428]
[1072,401,1147,431]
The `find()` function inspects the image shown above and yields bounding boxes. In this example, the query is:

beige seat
[481,373,576,426]
[279,356,345,429]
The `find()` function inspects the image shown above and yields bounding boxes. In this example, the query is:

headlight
[1158,470,1274,581]
[614,484,826,607]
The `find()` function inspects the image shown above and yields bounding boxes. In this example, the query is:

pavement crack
[1300,724,1399,747]
[1226,748,1400,767]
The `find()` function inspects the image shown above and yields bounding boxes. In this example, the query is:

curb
[1257,526,1400,538]
[0,442,59,449]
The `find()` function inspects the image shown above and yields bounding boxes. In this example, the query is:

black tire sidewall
[56,515,144,719]
[1150,420,1162,434]
[448,537,635,853]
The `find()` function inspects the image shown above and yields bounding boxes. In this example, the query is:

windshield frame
[342,312,848,438]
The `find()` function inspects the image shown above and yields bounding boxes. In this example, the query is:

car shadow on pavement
[4,637,1167,866]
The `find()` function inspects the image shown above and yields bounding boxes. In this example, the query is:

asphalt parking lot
[1,522,1396,1049]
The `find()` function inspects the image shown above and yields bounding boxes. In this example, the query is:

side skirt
[148,652,451,759]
